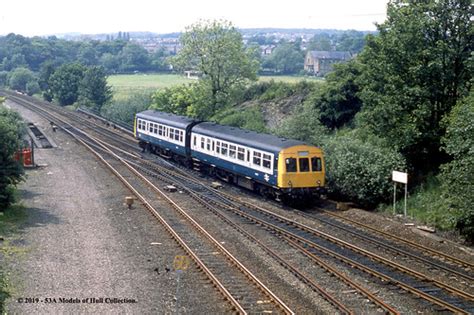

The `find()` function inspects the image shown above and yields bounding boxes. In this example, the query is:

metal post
[404,182,408,217]
[393,182,396,215]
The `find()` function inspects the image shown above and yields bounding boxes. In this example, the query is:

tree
[118,43,150,72]
[172,20,259,118]
[78,66,112,111]
[310,60,363,129]
[439,87,474,242]
[356,0,473,173]
[150,84,197,116]
[266,42,304,74]
[7,67,37,93]
[99,53,120,73]
[273,101,328,146]
[0,102,25,210]
[0,71,8,87]
[49,63,85,106]
[308,33,332,51]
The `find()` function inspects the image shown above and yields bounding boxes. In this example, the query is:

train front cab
[277,145,326,198]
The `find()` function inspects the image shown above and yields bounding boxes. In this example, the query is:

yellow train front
[276,144,326,201]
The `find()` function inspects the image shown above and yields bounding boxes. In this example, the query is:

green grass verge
[379,176,452,230]
[107,73,321,100]
[0,204,27,314]
[108,73,194,100]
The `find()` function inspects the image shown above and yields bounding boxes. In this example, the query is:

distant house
[261,45,276,56]
[304,51,352,76]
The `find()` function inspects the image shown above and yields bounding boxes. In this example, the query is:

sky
[0,0,388,36]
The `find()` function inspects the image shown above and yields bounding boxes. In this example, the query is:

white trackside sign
[392,171,408,184]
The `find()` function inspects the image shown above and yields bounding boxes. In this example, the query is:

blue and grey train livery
[134,110,326,201]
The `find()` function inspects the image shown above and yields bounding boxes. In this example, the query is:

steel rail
[4,91,289,314]
[69,129,295,315]
[321,209,474,269]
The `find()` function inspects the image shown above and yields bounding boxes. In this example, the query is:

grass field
[108,74,194,100]
[108,73,322,100]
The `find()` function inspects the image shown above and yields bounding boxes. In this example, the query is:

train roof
[136,110,198,129]
[192,122,307,153]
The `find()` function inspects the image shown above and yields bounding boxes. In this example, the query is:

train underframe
[140,140,324,204]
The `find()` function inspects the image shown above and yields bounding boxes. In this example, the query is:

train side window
[212,141,215,151]
[262,153,272,169]
[169,128,175,140]
[253,152,261,166]
[153,124,158,134]
[193,136,196,147]
[311,157,322,172]
[299,158,310,172]
[206,138,211,151]
[158,125,163,136]
[229,145,236,159]
[200,137,205,149]
[221,143,228,156]
[247,151,250,162]
[179,130,183,142]
[285,158,297,172]
[216,141,221,154]
[175,130,180,141]
[237,147,245,161]
[149,123,153,133]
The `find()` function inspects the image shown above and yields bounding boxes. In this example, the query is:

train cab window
[221,143,228,156]
[285,158,297,172]
[229,145,236,159]
[206,138,211,151]
[299,158,310,172]
[201,137,205,149]
[237,147,245,161]
[311,157,322,172]
[253,152,261,166]
[262,154,272,169]
[216,141,221,154]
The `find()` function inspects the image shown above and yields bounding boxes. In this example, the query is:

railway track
[5,91,474,313]
[298,209,474,285]
[2,91,295,314]
[319,209,474,270]
[116,152,474,313]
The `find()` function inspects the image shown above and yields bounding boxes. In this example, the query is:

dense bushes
[101,92,152,125]
[212,106,266,132]
[438,89,474,242]
[0,103,25,210]
[323,133,406,208]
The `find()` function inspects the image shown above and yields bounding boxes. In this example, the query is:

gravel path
[3,101,229,314]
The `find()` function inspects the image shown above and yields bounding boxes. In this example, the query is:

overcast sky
[1,0,388,36]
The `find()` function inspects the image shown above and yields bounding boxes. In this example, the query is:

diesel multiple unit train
[135,110,326,201]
